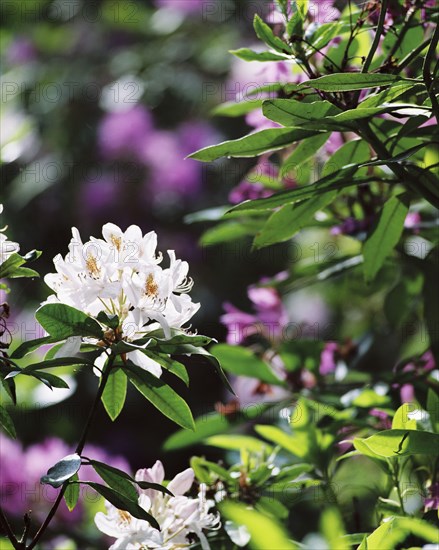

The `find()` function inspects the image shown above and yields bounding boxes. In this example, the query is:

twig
[422,23,439,121]
[0,507,21,549]
[26,353,116,550]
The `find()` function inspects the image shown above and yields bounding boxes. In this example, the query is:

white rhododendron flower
[95,460,220,550]
[44,224,200,376]
[0,204,20,265]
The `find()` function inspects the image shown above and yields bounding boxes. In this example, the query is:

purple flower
[330,217,372,236]
[229,181,273,205]
[221,282,288,345]
[6,37,37,65]
[404,211,421,230]
[324,133,344,156]
[0,435,130,523]
[143,121,216,202]
[155,0,204,14]
[424,482,439,511]
[98,105,153,161]
[80,174,119,214]
[369,408,392,430]
[319,342,338,375]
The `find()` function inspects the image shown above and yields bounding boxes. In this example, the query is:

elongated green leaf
[360,83,423,108]
[281,133,330,176]
[102,368,127,421]
[125,364,194,430]
[188,128,322,162]
[200,221,259,246]
[212,99,264,117]
[262,99,340,126]
[163,405,271,451]
[363,194,410,282]
[0,404,16,439]
[36,303,103,340]
[427,389,439,433]
[228,166,367,212]
[322,139,370,177]
[355,429,439,458]
[206,434,273,453]
[253,191,336,249]
[18,356,93,375]
[230,48,289,62]
[300,73,407,92]
[140,350,189,386]
[41,454,81,488]
[220,501,297,550]
[92,462,138,501]
[358,517,439,550]
[30,371,70,389]
[64,474,80,511]
[210,344,286,386]
[253,14,291,54]
[10,336,55,359]
[84,482,159,529]
[89,459,172,498]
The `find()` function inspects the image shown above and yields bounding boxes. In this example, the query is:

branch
[26,353,116,550]
[0,507,22,550]
[362,0,389,74]
[422,23,439,121]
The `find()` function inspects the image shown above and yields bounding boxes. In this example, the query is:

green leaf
[427,389,439,433]
[320,508,348,550]
[255,425,313,460]
[140,350,189,385]
[163,405,271,451]
[0,251,40,279]
[262,99,340,126]
[83,482,159,530]
[205,434,273,453]
[229,48,289,62]
[360,83,423,108]
[354,429,439,458]
[36,303,103,340]
[10,336,55,359]
[30,371,70,389]
[102,368,127,421]
[253,191,337,249]
[253,14,291,54]
[363,194,410,282]
[219,501,297,550]
[91,462,138,501]
[89,459,172,498]
[391,404,417,430]
[96,311,119,330]
[64,474,80,512]
[358,517,439,550]
[125,363,195,431]
[210,344,286,386]
[300,73,407,92]
[281,133,330,176]
[0,403,16,439]
[177,345,235,395]
[322,139,370,177]
[200,221,260,246]
[188,128,322,162]
[228,165,366,212]
[40,453,81,488]
[212,99,264,118]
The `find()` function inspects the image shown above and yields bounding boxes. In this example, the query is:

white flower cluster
[0,204,20,265]
[44,224,200,376]
[95,460,220,550]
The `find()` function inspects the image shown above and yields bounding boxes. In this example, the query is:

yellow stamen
[86,253,100,277]
[118,510,132,524]
[145,273,159,298]
[111,234,122,251]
